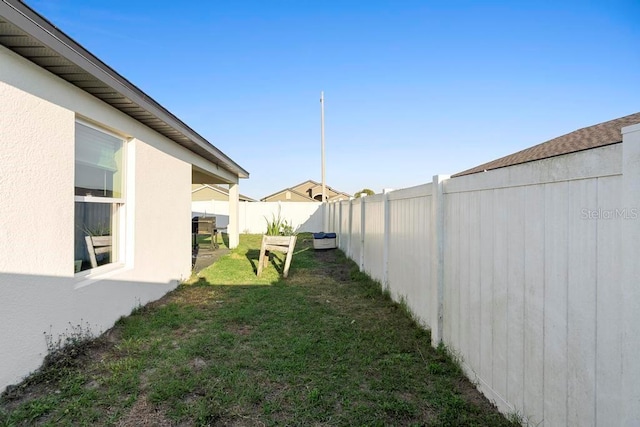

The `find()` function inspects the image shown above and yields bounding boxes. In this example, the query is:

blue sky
[27,0,640,200]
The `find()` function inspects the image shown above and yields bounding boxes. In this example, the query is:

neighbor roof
[0,0,248,179]
[260,179,352,202]
[291,179,351,198]
[260,187,315,202]
[454,112,640,177]
[192,184,256,202]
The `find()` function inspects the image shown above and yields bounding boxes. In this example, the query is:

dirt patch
[172,326,203,340]
[116,395,173,427]
[453,377,497,410]
[309,247,352,283]
[228,324,252,336]
[161,286,219,309]
[189,357,208,371]
[211,415,267,427]
[103,326,123,345]
[1,334,114,410]
[138,368,158,392]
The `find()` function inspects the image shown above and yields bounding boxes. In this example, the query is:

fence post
[360,197,366,271]
[333,202,336,231]
[348,198,353,259]
[430,174,449,347]
[382,190,391,290]
[620,123,640,423]
[337,202,342,248]
[323,200,328,232]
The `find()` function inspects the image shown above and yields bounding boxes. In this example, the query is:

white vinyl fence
[326,123,640,426]
[192,201,324,234]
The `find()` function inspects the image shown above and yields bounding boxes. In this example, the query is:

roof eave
[0,0,248,179]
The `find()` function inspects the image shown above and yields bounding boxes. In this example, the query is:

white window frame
[74,119,127,277]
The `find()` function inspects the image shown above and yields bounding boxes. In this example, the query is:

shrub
[264,208,296,236]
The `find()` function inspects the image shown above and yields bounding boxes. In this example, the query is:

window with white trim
[74,121,125,273]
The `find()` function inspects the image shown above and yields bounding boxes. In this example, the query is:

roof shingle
[454,112,640,177]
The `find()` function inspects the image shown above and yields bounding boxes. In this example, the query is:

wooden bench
[257,235,297,278]
[85,235,112,269]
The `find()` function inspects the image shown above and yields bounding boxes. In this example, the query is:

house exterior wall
[129,139,192,283]
[192,186,228,202]
[192,185,253,204]
[263,181,350,202]
[0,75,75,277]
[327,140,640,426]
[0,45,216,391]
[291,182,317,197]
[263,191,312,202]
[292,181,346,200]
[327,194,350,202]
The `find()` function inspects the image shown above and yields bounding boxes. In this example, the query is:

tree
[354,188,375,198]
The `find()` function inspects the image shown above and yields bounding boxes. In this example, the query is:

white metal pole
[320,91,326,203]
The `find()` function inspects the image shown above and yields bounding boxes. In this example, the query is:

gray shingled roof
[454,112,640,177]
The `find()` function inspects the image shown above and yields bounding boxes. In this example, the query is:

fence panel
[191,200,229,226]
[349,200,362,265]
[440,146,623,424]
[522,184,545,420]
[327,202,336,233]
[362,195,385,283]
[594,175,623,425]
[339,201,350,252]
[330,143,632,425]
[192,201,323,234]
[387,184,433,328]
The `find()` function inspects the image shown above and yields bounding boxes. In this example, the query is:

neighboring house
[192,184,255,203]
[261,179,351,202]
[0,1,247,392]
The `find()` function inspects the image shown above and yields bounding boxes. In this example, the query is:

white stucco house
[0,1,248,392]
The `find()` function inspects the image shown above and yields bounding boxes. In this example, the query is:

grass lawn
[0,234,517,426]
